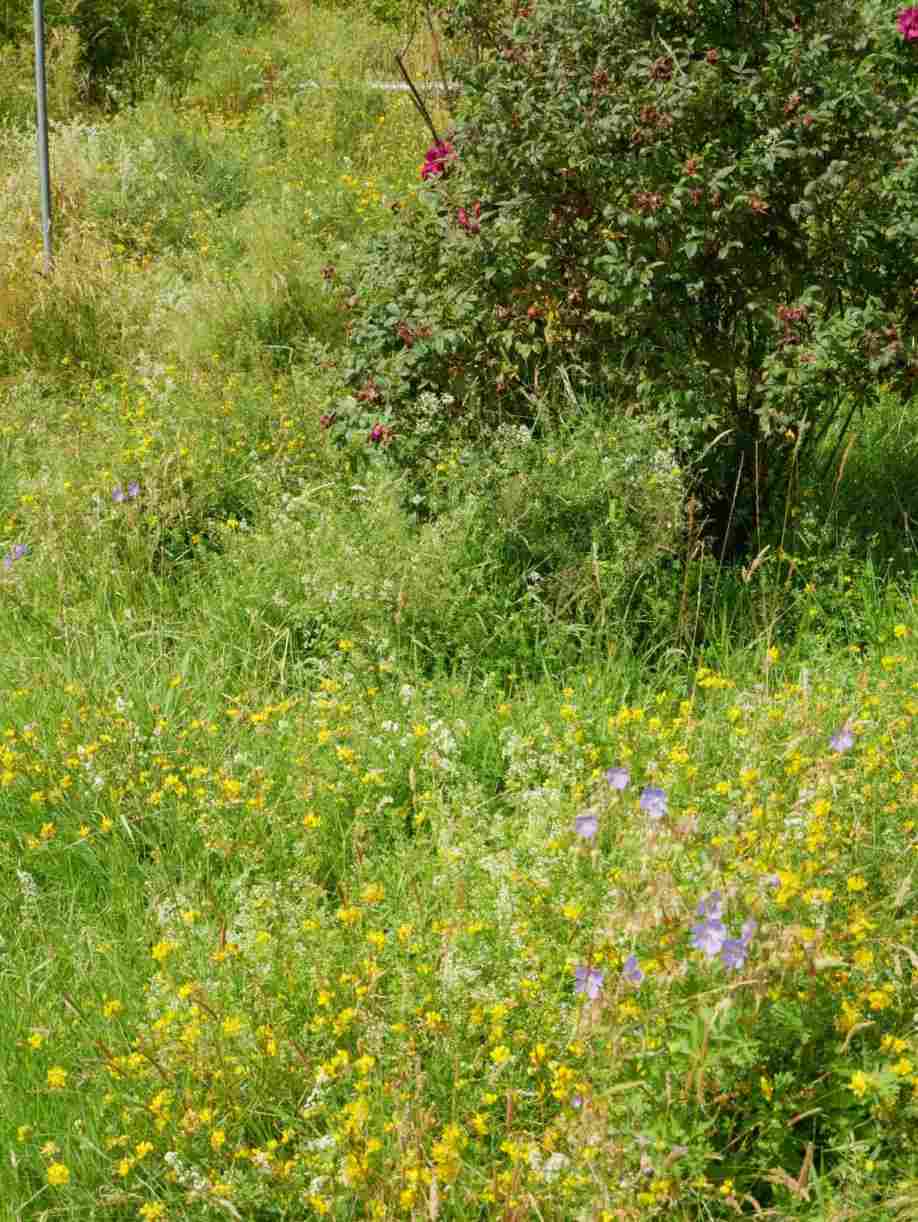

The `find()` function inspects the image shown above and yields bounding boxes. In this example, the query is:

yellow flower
[103,998,124,1018]
[490,1045,511,1066]
[893,624,908,639]
[46,1065,68,1089]
[46,1162,70,1186]
[848,1070,871,1099]
[847,875,868,893]
[138,1205,167,1221]
[210,1128,226,1151]
[28,1031,44,1050]
[150,940,176,963]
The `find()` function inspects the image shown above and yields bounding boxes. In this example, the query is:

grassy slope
[0,3,917,1220]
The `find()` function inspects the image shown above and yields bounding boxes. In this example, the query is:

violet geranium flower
[830,727,854,753]
[2,543,28,570]
[696,890,724,920]
[605,766,630,790]
[622,955,644,986]
[720,918,757,972]
[574,811,599,841]
[720,938,748,971]
[574,965,604,1000]
[690,917,727,959]
[639,786,667,820]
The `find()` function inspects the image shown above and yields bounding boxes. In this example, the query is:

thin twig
[394,51,441,146]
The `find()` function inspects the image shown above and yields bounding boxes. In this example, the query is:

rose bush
[340,0,917,552]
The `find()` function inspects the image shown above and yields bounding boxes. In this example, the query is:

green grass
[0,2,916,1219]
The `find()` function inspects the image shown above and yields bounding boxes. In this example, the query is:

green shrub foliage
[342,0,917,550]
[0,0,279,105]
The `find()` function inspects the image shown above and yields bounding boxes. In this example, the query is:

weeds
[0,0,916,1218]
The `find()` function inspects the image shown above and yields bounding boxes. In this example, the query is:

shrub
[342,0,918,554]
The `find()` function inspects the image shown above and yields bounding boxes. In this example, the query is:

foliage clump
[0,0,279,106]
[342,0,917,549]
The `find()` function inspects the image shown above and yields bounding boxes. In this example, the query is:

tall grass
[0,2,915,1218]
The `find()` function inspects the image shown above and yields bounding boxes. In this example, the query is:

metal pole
[33,0,53,276]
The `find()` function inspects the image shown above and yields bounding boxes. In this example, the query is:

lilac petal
[112,485,125,503]
[127,481,140,499]
[830,728,854,753]
[762,873,781,890]
[740,918,757,945]
[605,766,630,791]
[720,938,747,971]
[622,954,644,986]
[690,918,727,959]
[574,965,604,1001]
[696,890,724,920]
[639,786,667,819]
[574,812,599,841]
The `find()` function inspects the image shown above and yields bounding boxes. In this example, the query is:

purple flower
[127,481,140,499]
[830,727,854,753]
[690,918,727,959]
[3,543,28,569]
[605,766,630,790]
[721,918,757,970]
[639,786,667,820]
[762,873,780,890]
[622,954,644,985]
[897,6,918,40]
[112,485,125,504]
[696,890,724,920]
[574,965,604,1001]
[574,812,599,841]
[720,938,747,971]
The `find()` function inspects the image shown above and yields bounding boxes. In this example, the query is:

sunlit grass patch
[0,642,915,1215]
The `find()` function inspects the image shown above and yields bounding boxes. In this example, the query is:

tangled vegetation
[0,0,915,1218]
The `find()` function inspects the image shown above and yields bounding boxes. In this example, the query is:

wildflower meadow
[0,0,916,1218]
